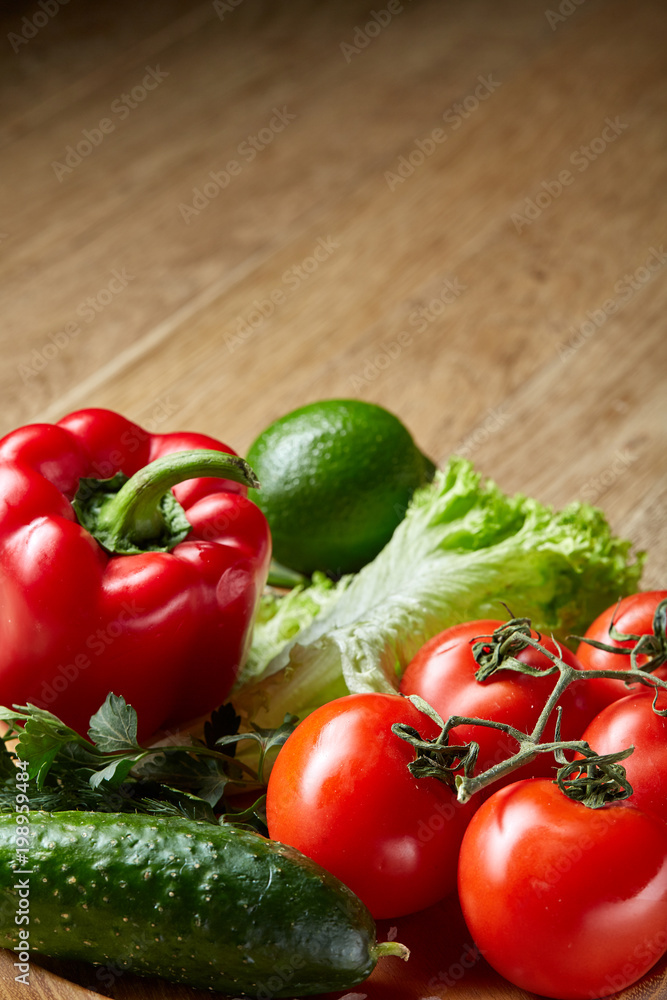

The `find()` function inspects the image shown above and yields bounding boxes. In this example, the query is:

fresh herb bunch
[0,695,298,832]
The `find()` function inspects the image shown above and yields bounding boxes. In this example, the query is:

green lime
[246,399,436,576]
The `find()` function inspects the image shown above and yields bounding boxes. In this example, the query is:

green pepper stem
[73,450,259,555]
[101,451,258,541]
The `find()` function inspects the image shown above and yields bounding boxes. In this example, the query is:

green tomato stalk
[394,616,667,810]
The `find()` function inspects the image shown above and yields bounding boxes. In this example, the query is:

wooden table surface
[1,0,666,997]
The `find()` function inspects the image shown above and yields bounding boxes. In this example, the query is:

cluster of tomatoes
[266,591,667,1000]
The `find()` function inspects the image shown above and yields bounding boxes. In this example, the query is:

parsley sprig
[0,694,298,831]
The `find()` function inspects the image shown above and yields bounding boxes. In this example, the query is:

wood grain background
[0,0,666,997]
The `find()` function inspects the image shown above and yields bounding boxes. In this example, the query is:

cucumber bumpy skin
[0,811,407,997]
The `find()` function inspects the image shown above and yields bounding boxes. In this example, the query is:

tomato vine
[393,616,667,808]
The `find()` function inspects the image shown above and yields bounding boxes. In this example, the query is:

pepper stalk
[73,449,260,555]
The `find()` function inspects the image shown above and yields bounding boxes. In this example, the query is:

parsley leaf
[88,694,141,753]
[0,693,298,830]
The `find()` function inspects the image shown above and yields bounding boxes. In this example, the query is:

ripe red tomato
[458,779,667,999]
[400,619,596,788]
[580,688,667,826]
[575,590,667,714]
[266,692,474,919]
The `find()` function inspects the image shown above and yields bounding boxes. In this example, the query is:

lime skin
[246,399,435,576]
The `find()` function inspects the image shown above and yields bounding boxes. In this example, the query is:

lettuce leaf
[233,457,643,727]
[236,572,345,689]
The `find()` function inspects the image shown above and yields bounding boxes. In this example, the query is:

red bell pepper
[0,408,271,740]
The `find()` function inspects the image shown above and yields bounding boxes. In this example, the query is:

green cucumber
[0,811,407,997]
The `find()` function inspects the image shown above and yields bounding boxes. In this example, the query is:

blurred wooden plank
[0,0,566,428]
[0,1,213,137]
[13,0,663,435]
[15,0,663,586]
